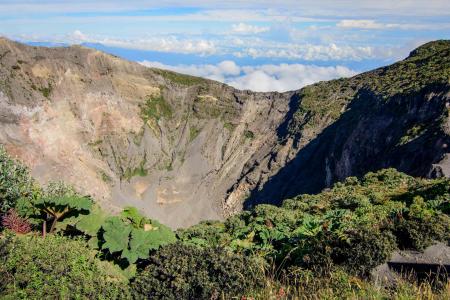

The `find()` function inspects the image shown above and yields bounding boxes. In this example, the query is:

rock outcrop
[0,38,448,227]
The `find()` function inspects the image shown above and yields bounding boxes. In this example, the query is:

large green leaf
[121,206,144,228]
[121,229,149,263]
[76,206,108,236]
[101,217,132,253]
[35,195,93,213]
[121,222,176,263]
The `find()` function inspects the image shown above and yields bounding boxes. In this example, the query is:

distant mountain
[0,38,448,227]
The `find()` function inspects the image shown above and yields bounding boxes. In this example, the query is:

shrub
[394,214,450,250]
[131,243,265,300]
[1,209,31,234]
[0,146,33,215]
[0,234,131,299]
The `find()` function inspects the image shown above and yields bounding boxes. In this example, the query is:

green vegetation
[289,40,450,135]
[189,126,201,142]
[124,157,148,181]
[38,83,52,98]
[140,94,173,123]
[34,182,93,235]
[131,243,264,299]
[0,144,449,298]
[0,234,130,299]
[399,124,426,145]
[223,121,236,132]
[192,95,238,120]
[244,129,255,139]
[100,170,113,183]
[153,69,207,86]
[0,146,34,215]
[178,169,449,275]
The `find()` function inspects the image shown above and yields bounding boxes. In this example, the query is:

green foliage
[102,216,133,253]
[54,205,176,266]
[223,121,236,132]
[153,69,207,86]
[34,182,93,233]
[0,234,130,299]
[0,146,34,215]
[289,40,450,135]
[399,124,426,145]
[244,130,255,139]
[253,267,449,299]
[123,157,148,181]
[140,94,173,123]
[38,83,52,98]
[100,209,176,265]
[179,168,450,277]
[131,243,265,300]
[189,126,201,142]
[192,94,238,120]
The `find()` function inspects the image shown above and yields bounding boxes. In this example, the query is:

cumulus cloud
[50,30,392,61]
[231,23,270,34]
[234,43,377,61]
[140,60,357,92]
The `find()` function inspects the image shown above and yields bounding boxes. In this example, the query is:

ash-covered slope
[0,38,448,227]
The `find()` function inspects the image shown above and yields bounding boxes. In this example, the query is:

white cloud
[336,19,450,30]
[66,30,217,55]
[234,43,378,61]
[21,30,394,61]
[337,20,385,29]
[231,23,270,34]
[140,60,357,92]
[69,30,88,41]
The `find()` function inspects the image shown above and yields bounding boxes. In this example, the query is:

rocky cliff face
[234,41,450,210]
[0,38,448,227]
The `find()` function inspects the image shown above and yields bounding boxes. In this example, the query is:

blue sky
[1,0,449,92]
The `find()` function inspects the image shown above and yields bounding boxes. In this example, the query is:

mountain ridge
[0,37,448,227]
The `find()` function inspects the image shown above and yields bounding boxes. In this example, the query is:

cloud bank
[140,60,357,92]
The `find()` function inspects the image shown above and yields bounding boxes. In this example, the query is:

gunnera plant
[131,243,265,300]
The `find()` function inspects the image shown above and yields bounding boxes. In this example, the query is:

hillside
[1,145,449,298]
[0,38,449,227]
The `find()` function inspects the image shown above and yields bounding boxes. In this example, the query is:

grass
[224,122,236,132]
[244,269,450,300]
[153,69,207,86]
[100,171,112,183]
[123,157,148,181]
[192,95,238,120]
[140,95,173,123]
[289,40,450,136]
[38,83,52,99]
[399,124,426,145]
[88,139,103,147]
[189,126,201,142]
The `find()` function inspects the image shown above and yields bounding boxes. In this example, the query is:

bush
[0,146,33,215]
[131,243,265,299]
[1,209,31,234]
[0,234,131,299]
